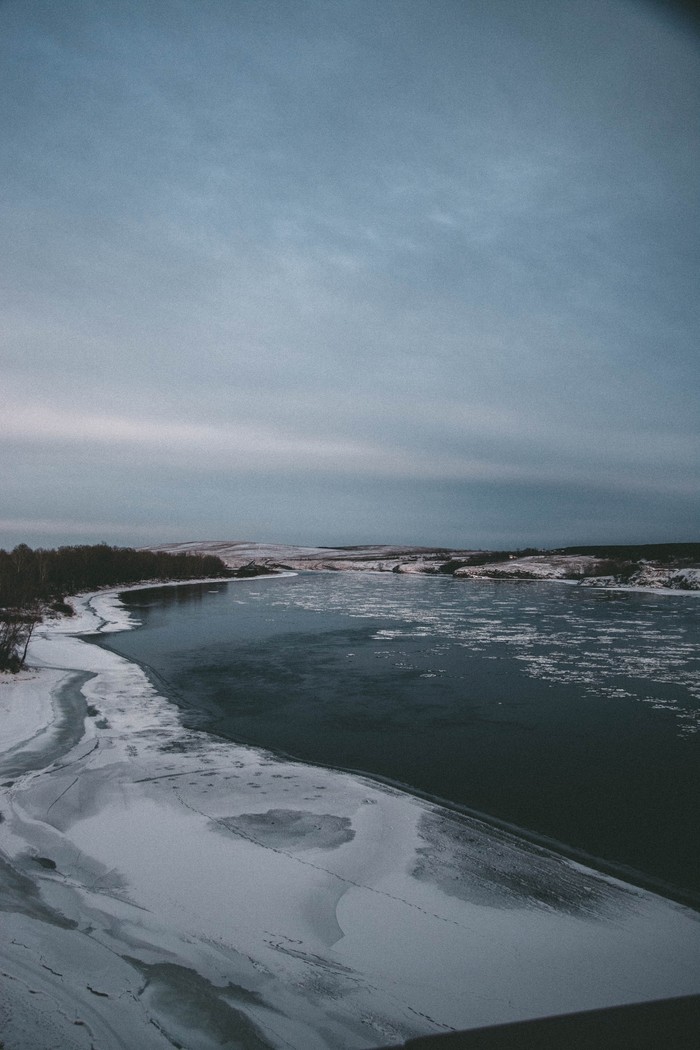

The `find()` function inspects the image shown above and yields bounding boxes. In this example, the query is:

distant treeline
[554,543,700,565]
[437,543,700,573]
[0,543,233,671]
[0,543,232,608]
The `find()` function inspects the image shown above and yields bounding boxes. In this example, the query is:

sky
[1,0,699,551]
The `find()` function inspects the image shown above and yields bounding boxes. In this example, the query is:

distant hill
[147,540,700,591]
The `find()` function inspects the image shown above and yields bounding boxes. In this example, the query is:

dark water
[95,572,700,903]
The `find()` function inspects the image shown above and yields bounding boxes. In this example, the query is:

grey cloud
[1,0,698,547]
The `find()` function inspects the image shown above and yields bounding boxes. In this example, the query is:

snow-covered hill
[147,541,700,591]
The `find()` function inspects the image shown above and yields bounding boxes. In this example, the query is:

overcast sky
[1,0,698,550]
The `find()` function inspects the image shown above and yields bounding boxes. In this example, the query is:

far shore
[145,539,700,594]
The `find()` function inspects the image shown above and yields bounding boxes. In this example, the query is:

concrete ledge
[385,994,700,1049]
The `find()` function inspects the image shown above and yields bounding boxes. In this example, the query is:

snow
[454,555,598,580]
[0,668,60,753]
[1,581,700,1049]
[149,540,470,574]
[149,541,700,592]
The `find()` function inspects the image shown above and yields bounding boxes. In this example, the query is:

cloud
[3,399,697,502]
[2,402,384,472]
[1,0,698,546]
[0,518,170,540]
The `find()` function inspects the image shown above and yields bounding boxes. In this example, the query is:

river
[94,571,700,904]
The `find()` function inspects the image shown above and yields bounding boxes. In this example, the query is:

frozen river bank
[1,583,700,1049]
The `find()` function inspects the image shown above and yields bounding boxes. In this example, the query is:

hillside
[147,540,700,591]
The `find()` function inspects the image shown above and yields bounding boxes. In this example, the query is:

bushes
[0,606,41,672]
[558,543,700,566]
[587,559,638,581]
[438,549,540,574]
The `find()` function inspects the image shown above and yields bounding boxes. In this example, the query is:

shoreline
[97,575,700,910]
[146,540,700,596]
[105,575,700,908]
[1,581,700,1048]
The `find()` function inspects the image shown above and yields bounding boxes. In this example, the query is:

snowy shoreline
[147,540,700,594]
[1,581,700,1049]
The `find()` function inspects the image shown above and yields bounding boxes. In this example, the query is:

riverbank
[1,583,700,1049]
[147,540,700,592]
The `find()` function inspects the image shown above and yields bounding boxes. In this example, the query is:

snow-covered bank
[149,540,700,593]
[1,584,700,1049]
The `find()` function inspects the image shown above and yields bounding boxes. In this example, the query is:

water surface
[96,572,700,902]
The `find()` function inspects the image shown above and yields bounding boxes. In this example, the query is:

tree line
[0,543,232,672]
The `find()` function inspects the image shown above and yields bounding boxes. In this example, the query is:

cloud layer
[1,0,698,547]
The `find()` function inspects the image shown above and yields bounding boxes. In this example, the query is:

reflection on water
[103,573,700,901]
